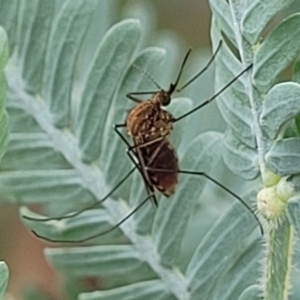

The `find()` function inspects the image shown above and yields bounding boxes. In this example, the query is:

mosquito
[25,40,263,242]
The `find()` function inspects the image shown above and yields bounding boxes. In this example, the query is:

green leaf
[210,1,299,299]
[0,0,19,53]
[293,53,300,84]
[153,132,223,267]
[292,55,300,134]
[212,240,262,300]
[289,174,300,192]
[77,19,141,163]
[0,262,9,299]
[19,0,55,92]
[43,0,97,127]
[238,284,261,300]
[21,206,121,242]
[0,26,8,162]
[287,195,300,239]
[261,82,300,139]
[0,133,69,170]
[79,280,175,300]
[214,39,255,148]
[77,0,114,80]
[46,245,156,284]
[211,23,258,178]
[217,89,254,148]
[122,0,156,50]
[186,201,260,300]
[129,97,192,236]
[1,2,194,295]
[100,47,166,193]
[1,1,275,299]
[1,169,97,213]
[223,130,259,180]
[209,0,236,46]
[253,13,300,93]
[266,137,300,176]
[215,37,246,92]
[241,0,294,44]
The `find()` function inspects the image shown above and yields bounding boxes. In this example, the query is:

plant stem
[264,216,293,300]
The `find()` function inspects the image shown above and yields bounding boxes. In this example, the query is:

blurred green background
[0,1,212,299]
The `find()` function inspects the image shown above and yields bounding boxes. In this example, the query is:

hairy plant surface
[0,24,9,299]
[0,0,299,300]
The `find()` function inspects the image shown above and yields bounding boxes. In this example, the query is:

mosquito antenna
[174,63,253,123]
[168,48,192,94]
[176,40,223,92]
[31,194,152,243]
[132,63,163,90]
[23,167,136,222]
[145,167,264,235]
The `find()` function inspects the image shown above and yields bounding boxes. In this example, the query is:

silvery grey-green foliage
[0,26,8,162]
[0,262,9,300]
[211,0,300,299]
[287,194,300,238]
[1,0,298,299]
[0,24,9,300]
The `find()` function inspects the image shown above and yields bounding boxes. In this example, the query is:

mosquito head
[155,48,192,106]
[152,90,172,106]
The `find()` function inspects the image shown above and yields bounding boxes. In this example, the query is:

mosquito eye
[162,94,171,106]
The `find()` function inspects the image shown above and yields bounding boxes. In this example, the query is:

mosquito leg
[31,194,154,243]
[168,48,192,94]
[22,125,132,223]
[126,94,143,103]
[126,90,160,102]
[127,136,165,151]
[126,149,158,207]
[173,63,253,123]
[114,123,131,147]
[127,136,169,204]
[21,125,134,223]
[177,40,223,92]
[30,132,160,242]
[114,124,146,183]
[127,134,169,166]
[114,124,158,207]
[141,138,168,167]
[22,167,137,222]
[144,167,264,235]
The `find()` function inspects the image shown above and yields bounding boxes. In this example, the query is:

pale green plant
[0,0,299,300]
[0,261,9,300]
[210,0,300,299]
[0,24,9,300]
[0,25,8,161]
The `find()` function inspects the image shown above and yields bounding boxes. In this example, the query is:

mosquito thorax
[126,97,174,143]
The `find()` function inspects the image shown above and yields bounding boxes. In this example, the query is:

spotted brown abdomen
[142,140,178,197]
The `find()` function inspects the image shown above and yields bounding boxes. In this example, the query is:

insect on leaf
[253,13,300,93]
[0,0,271,299]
